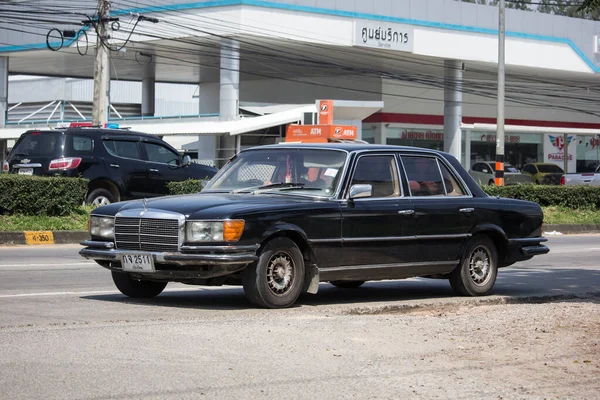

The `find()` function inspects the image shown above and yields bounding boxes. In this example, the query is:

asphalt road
[0,235,598,399]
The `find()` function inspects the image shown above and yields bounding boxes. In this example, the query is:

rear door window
[103,140,142,160]
[402,156,445,196]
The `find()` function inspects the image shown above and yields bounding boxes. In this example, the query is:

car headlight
[89,216,115,239]
[186,220,245,243]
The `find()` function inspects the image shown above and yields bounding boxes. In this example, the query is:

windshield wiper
[232,182,313,194]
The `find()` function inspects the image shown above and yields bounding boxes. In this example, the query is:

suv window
[143,142,180,164]
[69,135,94,153]
[350,155,400,198]
[523,164,535,174]
[11,132,62,157]
[103,140,141,160]
[402,156,445,196]
[471,163,482,172]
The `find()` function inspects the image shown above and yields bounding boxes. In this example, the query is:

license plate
[18,168,33,175]
[121,254,155,272]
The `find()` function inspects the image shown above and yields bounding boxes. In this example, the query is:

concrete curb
[344,291,600,315]
[0,231,90,245]
[544,224,600,234]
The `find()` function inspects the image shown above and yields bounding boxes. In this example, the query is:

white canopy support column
[217,39,240,166]
[444,60,463,162]
[0,56,8,163]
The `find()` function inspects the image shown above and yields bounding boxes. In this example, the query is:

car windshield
[537,164,564,173]
[204,148,348,196]
[10,131,63,157]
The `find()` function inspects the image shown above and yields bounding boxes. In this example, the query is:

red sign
[318,100,334,125]
[285,124,356,142]
[401,130,443,141]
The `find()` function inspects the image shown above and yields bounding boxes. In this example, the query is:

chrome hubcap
[266,252,294,296]
[469,247,491,286]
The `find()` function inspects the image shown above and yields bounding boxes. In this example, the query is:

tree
[579,0,600,12]
[538,0,600,20]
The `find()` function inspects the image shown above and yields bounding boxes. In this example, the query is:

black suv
[3,127,218,206]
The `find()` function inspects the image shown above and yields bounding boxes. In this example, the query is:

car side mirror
[349,184,372,199]
[181,155,191,168]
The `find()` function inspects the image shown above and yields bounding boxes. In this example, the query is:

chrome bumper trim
[79,247,258,266]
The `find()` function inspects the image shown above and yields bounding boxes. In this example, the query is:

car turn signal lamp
[186,220,245,243]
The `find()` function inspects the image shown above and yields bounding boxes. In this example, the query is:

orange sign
[285,124,357,142]
[318,100,334,125]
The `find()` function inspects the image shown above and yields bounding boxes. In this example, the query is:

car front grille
[115,217,180,252]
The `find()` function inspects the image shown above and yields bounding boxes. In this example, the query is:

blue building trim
[1,0,597,72]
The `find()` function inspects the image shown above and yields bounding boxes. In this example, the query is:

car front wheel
[242,237,305,309]
[450,236,498,296]
[111,271,167,298]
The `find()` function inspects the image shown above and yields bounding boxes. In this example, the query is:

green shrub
[0,174,88,216]
[167,179,206,195]
[482,184,600,209]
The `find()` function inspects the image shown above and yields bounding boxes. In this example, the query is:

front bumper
[79,240,259,279]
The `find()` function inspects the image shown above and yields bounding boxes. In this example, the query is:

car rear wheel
[449,236,498,296]
[330,280,365,289]
[87,188,115,207]
[111,271,167,298]
[242,237,305,309]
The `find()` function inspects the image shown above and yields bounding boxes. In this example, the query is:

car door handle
[109,163,119,168]
[398,209,415,215]
[459,208,475,213]
[149,168,159,173]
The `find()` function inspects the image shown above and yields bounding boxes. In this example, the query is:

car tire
[242,237,305,309]
[488,179,495,186]
[111,271,167,298]
[449,236,498,296]
[330,280,365,289]
[87,188,115,207]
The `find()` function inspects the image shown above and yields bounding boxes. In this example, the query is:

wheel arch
[259,223,320,294]
[468,224,508,263]
[87,179,121,202]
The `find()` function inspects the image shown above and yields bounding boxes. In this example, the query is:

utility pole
[495,0,506,187]
[92,0,110,126]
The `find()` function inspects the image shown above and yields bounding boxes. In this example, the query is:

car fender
[467,223,509,261]
[259,222,320,294]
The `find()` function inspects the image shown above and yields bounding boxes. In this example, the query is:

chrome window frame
[102,138,144,162]
[398,153,473,199]
[203,146,351,200]
[142,141,182,166]
[342,152,405,201]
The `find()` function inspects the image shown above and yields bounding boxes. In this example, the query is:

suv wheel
[87,188,115,207]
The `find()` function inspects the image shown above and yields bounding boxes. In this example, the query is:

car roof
[247,142,452,157]
[22,127,157,139]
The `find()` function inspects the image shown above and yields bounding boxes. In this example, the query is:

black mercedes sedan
[80,143,549,308]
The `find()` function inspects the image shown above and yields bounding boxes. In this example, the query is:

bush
[167,179,206,195]
[482,184,600,209]
[0,174,88,216]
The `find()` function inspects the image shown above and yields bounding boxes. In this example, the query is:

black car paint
[6,128,218,200]
[83,143,547,286]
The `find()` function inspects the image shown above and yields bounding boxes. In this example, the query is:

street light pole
[495,0,506,187]
[92,0,110,126]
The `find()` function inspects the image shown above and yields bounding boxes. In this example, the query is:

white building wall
[240,76,382,104]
